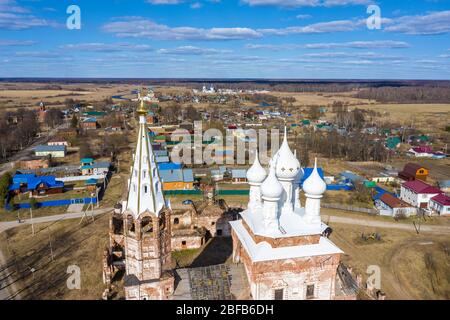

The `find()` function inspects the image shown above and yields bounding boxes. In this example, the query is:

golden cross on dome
[136,89,148,116]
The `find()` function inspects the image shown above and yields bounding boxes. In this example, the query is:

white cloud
[385,10,450,35]
[246,41,410,51]
[102,17,262,40]
[241,0,370,7]
[259,19,360,35]
[0,39,37,46]
[60,43,153,52]
[304,40,410,49]
[0,0,58,30]
[158,45,231,55]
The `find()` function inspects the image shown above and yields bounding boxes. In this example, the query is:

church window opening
[306,284,315,299]
[274,289,284,300]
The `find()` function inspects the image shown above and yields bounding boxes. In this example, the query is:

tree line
[355,86,450,103]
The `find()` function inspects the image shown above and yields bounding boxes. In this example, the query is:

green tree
[29,197,39,210]
[71,114,79,128]
[0,172,12,208]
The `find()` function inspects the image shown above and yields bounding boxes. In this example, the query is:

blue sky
[0,0,450,79]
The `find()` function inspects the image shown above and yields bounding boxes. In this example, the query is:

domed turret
[261,159,283,200]
[275,127,300,180]
[303,158,327,197]
[246,151,267,184]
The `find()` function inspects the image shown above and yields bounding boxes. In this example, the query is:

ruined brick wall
[195,215,232,237]
[232,229,340,300]
[172,235,204,251]
[125,275,174,300]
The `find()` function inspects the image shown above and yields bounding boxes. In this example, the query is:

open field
[0,213,112,300]
[0,82,136,110]
[330,222,450,300]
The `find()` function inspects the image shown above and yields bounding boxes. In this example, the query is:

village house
[58,128,78,139]
[376,193,417,217]
[231,169,247,184]
[19,156,51,170]
[47,136,70,147]
[159,168,194,190]
[398,163,429,181]
[429,194,450,216]
[400,180,442,209]
[80,117,99,130]
[80,158,111,176]
[9,174,64,196]
[35,145,66,158]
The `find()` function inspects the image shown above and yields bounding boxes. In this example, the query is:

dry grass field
[0,213,112,300]
[330,222,450,300]
[0,82,136,110]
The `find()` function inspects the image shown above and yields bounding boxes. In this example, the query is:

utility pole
[30,208,35,236]
[48,227,54,261]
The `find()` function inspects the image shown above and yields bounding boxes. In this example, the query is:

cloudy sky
[0,0,450,79]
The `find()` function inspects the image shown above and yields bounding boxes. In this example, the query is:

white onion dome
[303,158,327,196]
[261,159,283,200]
[275,127,301,180]
[246,151,267,184]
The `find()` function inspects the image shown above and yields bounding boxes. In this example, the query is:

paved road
[0,207,113,234]
[0,123,67,176]
[323,214,450,235]
[0,207,112,300]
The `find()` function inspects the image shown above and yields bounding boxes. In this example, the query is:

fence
[327,184,353,191]
[5,197,97,210]
[163,189,251,196]
[322,203,378,215]
[59,174,106,183]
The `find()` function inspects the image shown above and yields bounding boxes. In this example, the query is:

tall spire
[124,95,165,219]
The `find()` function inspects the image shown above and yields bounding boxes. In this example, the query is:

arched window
[143,185,148,194]
[174,218,179,225]
[141,216,153,235]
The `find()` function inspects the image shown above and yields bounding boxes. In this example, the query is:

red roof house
[403,180,441,194]
[400,179,442,208]
[429,194,450,216]
[398,163,429,181]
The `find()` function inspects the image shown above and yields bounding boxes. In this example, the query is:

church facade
[104,98,174,300]
[104,97,349,300]
[230,129,344,300]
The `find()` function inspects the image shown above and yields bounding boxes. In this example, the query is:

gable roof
[402,180,441,194]
[35,145,66,152]
[232,169,247,179]
[431,194,450,206]
[379,193,411,208]
[10,174,63,191]
[159,169,193,183]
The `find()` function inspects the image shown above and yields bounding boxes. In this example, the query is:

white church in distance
[230,129,347,300]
